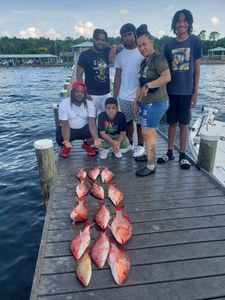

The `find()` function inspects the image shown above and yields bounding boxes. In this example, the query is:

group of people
[56,8,202,177]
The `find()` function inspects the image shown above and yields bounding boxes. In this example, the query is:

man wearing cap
[76,28,117,115]
[56,81,101,158]
[114,23,145,158]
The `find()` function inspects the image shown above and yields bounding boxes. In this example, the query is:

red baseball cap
[71,81,87,91]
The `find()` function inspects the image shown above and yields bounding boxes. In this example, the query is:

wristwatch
[144,83,149,89]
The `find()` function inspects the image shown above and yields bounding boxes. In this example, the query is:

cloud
[119,9,130,16]
[10,10,27,15]
[19,27,42,38]
[1,31,12,37]
[158,30,166,37]
[211,17,220,26]
[74,21,94,37]
[45,28,61,40]
[19,27,61,39]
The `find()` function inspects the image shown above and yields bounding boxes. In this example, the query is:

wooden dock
[30,133,225,300]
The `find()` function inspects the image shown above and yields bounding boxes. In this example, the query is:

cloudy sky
[0,0,225,40]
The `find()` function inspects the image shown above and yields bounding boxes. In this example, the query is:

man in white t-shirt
[56,81,101,158]
[114,23,145,158]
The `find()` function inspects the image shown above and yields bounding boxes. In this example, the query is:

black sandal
[179,159,191,170]
[136,166,156,177]
[157,154,175,164]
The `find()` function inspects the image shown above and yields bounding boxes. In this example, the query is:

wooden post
[53,104,59,128]
[197,133,219,173]
[34,139,57,209]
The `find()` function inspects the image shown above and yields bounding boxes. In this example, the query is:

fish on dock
[108,184,124,205]
[91,228,109,269]
[90,183,104,200]
[94,202,110,229]
[70,222,95,260]
[101,166,114,184]
[110,206,133,244]
[70,196,89,222]
[76,249,92,287]
[76,180,89,198]
[108,238,131,285]
[88,165,101,181]
[75,168,87,182]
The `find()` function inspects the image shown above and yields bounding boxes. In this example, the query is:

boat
[189,106,225,188]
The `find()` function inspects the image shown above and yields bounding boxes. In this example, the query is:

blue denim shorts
[139,100,168,128]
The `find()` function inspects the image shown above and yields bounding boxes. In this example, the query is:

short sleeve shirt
[114,48,143,101]
[59,98,96,129]
[77,47,110,95]
[139,52,169,104]
[98,111,126,135]
[164,35,202,95]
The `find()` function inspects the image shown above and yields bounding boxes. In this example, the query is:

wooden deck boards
[30,134,225,300]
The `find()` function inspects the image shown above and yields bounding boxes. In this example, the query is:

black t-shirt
[77,47,110,95]
[98,111,127,135]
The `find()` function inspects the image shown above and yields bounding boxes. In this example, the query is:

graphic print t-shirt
[98,111,126,135]
[77,47,110,95]
[164,35,202,95]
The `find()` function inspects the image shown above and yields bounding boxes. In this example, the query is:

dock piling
[34,139,57,209]
[197,133,219,173]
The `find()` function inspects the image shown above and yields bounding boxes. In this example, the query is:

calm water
[0,65,225,300]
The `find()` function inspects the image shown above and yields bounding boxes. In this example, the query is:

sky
[0,0,225,40]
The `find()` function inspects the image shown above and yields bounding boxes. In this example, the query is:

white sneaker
[113,150,122,159]
[133,145,145,158]
[121,147,130,154]
[100,148,111,159]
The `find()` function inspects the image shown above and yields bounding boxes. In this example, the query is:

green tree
[198,30,207,40]
[209,31,220,41]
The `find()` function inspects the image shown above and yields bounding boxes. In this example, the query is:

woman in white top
[56,81,101,158]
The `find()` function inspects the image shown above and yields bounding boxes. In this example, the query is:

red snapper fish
[91,229,110,269]
[88,165,101,181]
[101,166,114,184]
[70,196,89,223]
[76,168,87,182]
[108,239,131,285]
[110,206,133,244]
[70,222,95,260]
[76,249,92,287]
[108,184,124,206]
[76,180,89,198]
[94,202,110,229]
[90,183,104,200]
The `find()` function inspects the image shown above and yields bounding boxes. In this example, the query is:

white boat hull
[189,109,225,188]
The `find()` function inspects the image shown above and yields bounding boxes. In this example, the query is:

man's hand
[112,141,120,153]
[191,93,198,108]
[93,138,103,148]
[62,140,73,149]
[134,101,139,116]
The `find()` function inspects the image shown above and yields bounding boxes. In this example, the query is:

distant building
[208,47,225,61]
[0,54,59,67]
[71,41,93,64]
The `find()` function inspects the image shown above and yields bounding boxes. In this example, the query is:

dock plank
[30,134,225,300]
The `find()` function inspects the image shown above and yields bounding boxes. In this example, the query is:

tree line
[0,31,224,56]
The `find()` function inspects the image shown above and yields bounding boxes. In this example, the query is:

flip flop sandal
[157,154,175,164]
[179,159,191,170]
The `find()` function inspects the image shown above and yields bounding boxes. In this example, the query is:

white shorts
[91,93,112,115]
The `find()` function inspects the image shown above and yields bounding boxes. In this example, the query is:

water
[0,65,225,300]
[0,67,69,300]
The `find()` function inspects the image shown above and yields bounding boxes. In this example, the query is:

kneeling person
[98,97,130,159]
[56,81,101,158]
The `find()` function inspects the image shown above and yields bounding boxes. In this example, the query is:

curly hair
[171,9,193,34]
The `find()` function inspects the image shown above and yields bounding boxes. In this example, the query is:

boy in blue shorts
[98,97,130,159]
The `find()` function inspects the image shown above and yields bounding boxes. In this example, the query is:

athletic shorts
[139,100,168,128]
[56,124,92,146]
[166,95,192,125]
[119,98,141,124]
[91,92,111,115]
